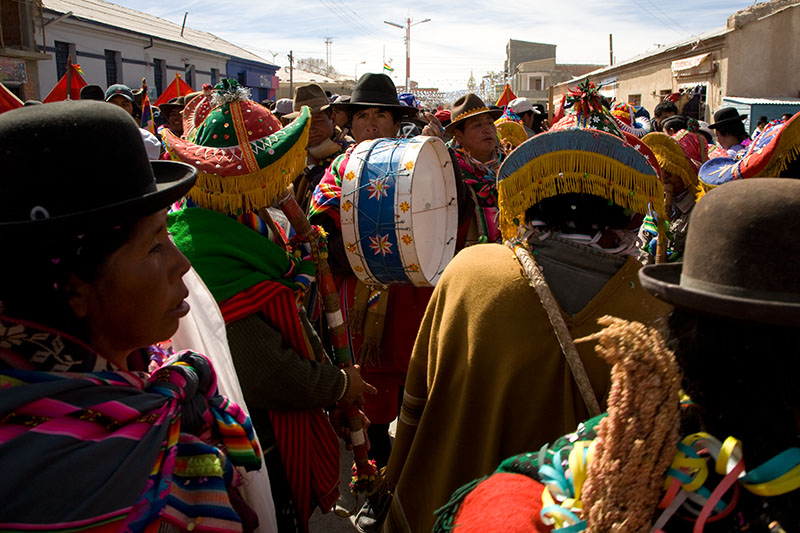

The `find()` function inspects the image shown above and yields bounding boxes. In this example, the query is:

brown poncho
[382,243,671,532]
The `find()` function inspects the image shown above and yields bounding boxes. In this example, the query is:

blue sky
[112,0,758,91]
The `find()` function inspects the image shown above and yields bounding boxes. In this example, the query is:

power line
[641,0,698,39]
[317,0,381,39]
[329,0,385,35]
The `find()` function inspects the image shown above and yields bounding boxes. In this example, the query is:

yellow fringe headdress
[495,119,528,149]
[642,130,705,194]
[497,80,665,239]
[162,79,310,215]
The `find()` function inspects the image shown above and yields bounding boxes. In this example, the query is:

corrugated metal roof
[43,0,274,66]
[557,25,731,86]
[724,96,800,105]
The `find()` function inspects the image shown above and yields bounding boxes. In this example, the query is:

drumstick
[656,182,674,264]
[276,190,377,492]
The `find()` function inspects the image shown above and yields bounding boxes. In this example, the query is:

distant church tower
[467,71,477,93]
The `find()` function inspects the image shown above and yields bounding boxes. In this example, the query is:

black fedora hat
[639,178,800,326]
[708,106,747,129]
[332,73,416,116]
[445,93,503,134]
[0,101,196,237]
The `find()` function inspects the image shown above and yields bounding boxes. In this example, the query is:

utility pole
[609,34,614,66]
[324,37,333,77]
[384,16,430,92]
[288,50,294,96]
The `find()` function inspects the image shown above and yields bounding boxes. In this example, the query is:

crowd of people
[1,70,799,533]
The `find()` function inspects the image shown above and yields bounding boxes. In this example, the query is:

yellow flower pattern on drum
[404,161,414,171]
[346,242,357,253]
[407,263,420,272]
[342,200,353,212]
[345,171,356,181]
[353,265,364,272]
[399,201,410,213]
[401,234,413,245]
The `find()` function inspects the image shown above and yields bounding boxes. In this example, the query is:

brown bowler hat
[285,83,330,120]
[445,93,503,134]
[639,178,800,326]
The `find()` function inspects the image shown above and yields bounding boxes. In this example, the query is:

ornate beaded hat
[497,80,665,239]
[162,79,310,215]
[698,113,800,191]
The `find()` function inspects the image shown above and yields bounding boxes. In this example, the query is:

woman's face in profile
[67,209,191,366]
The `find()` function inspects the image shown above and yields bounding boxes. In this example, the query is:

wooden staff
[655,181,674,264]
[276,190,376,491]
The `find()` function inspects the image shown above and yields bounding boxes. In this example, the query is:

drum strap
[509,242,602,418]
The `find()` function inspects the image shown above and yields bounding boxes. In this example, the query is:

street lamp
[384,17,430,92]
[354,60,366,83]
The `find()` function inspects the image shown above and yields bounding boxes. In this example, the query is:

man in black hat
[79,84,105,101]
[708,107,749,156]
[307,73,461,486]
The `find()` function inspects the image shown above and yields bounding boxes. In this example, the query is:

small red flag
[42,63,88,103]
[154,73,194,107]
[0,82,24,114]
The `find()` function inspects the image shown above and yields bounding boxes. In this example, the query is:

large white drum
[340,136,458,287]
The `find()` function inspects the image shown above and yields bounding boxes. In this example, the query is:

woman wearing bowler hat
[708,106,749,157]
[0,101,263,532]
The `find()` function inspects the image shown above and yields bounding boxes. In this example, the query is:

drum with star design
[340,136,458,287]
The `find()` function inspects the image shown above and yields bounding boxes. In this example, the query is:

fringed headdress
[495,108,527,149]
[497,80,665,239]
[180,83,214,140]
[163,79,311,215]
[642,124,707,194]
[610,101,652,138]
[698,112,800,193]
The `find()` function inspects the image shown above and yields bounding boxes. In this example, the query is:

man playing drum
[308,73,465,483]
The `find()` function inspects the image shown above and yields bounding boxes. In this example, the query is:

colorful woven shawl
[0,315,260,532]
[453,147,503,243]
[308,149,352,226]
[168,206,315,303]
[168,206,339,531]
[218,281,340,531]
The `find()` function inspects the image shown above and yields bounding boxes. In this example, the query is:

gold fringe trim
[167,119,311,215]
[643,133,699,190]
[760,123,800,178]
[498,150,665,240]
[698,123,800,196]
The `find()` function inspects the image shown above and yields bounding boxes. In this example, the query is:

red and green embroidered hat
[163,79,310,215]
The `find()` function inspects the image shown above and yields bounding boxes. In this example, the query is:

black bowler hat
[332,73,416,116]
[0,101,197,236]
[639,178,800,326]
[80,84,105,101]
[708,107,747,129]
